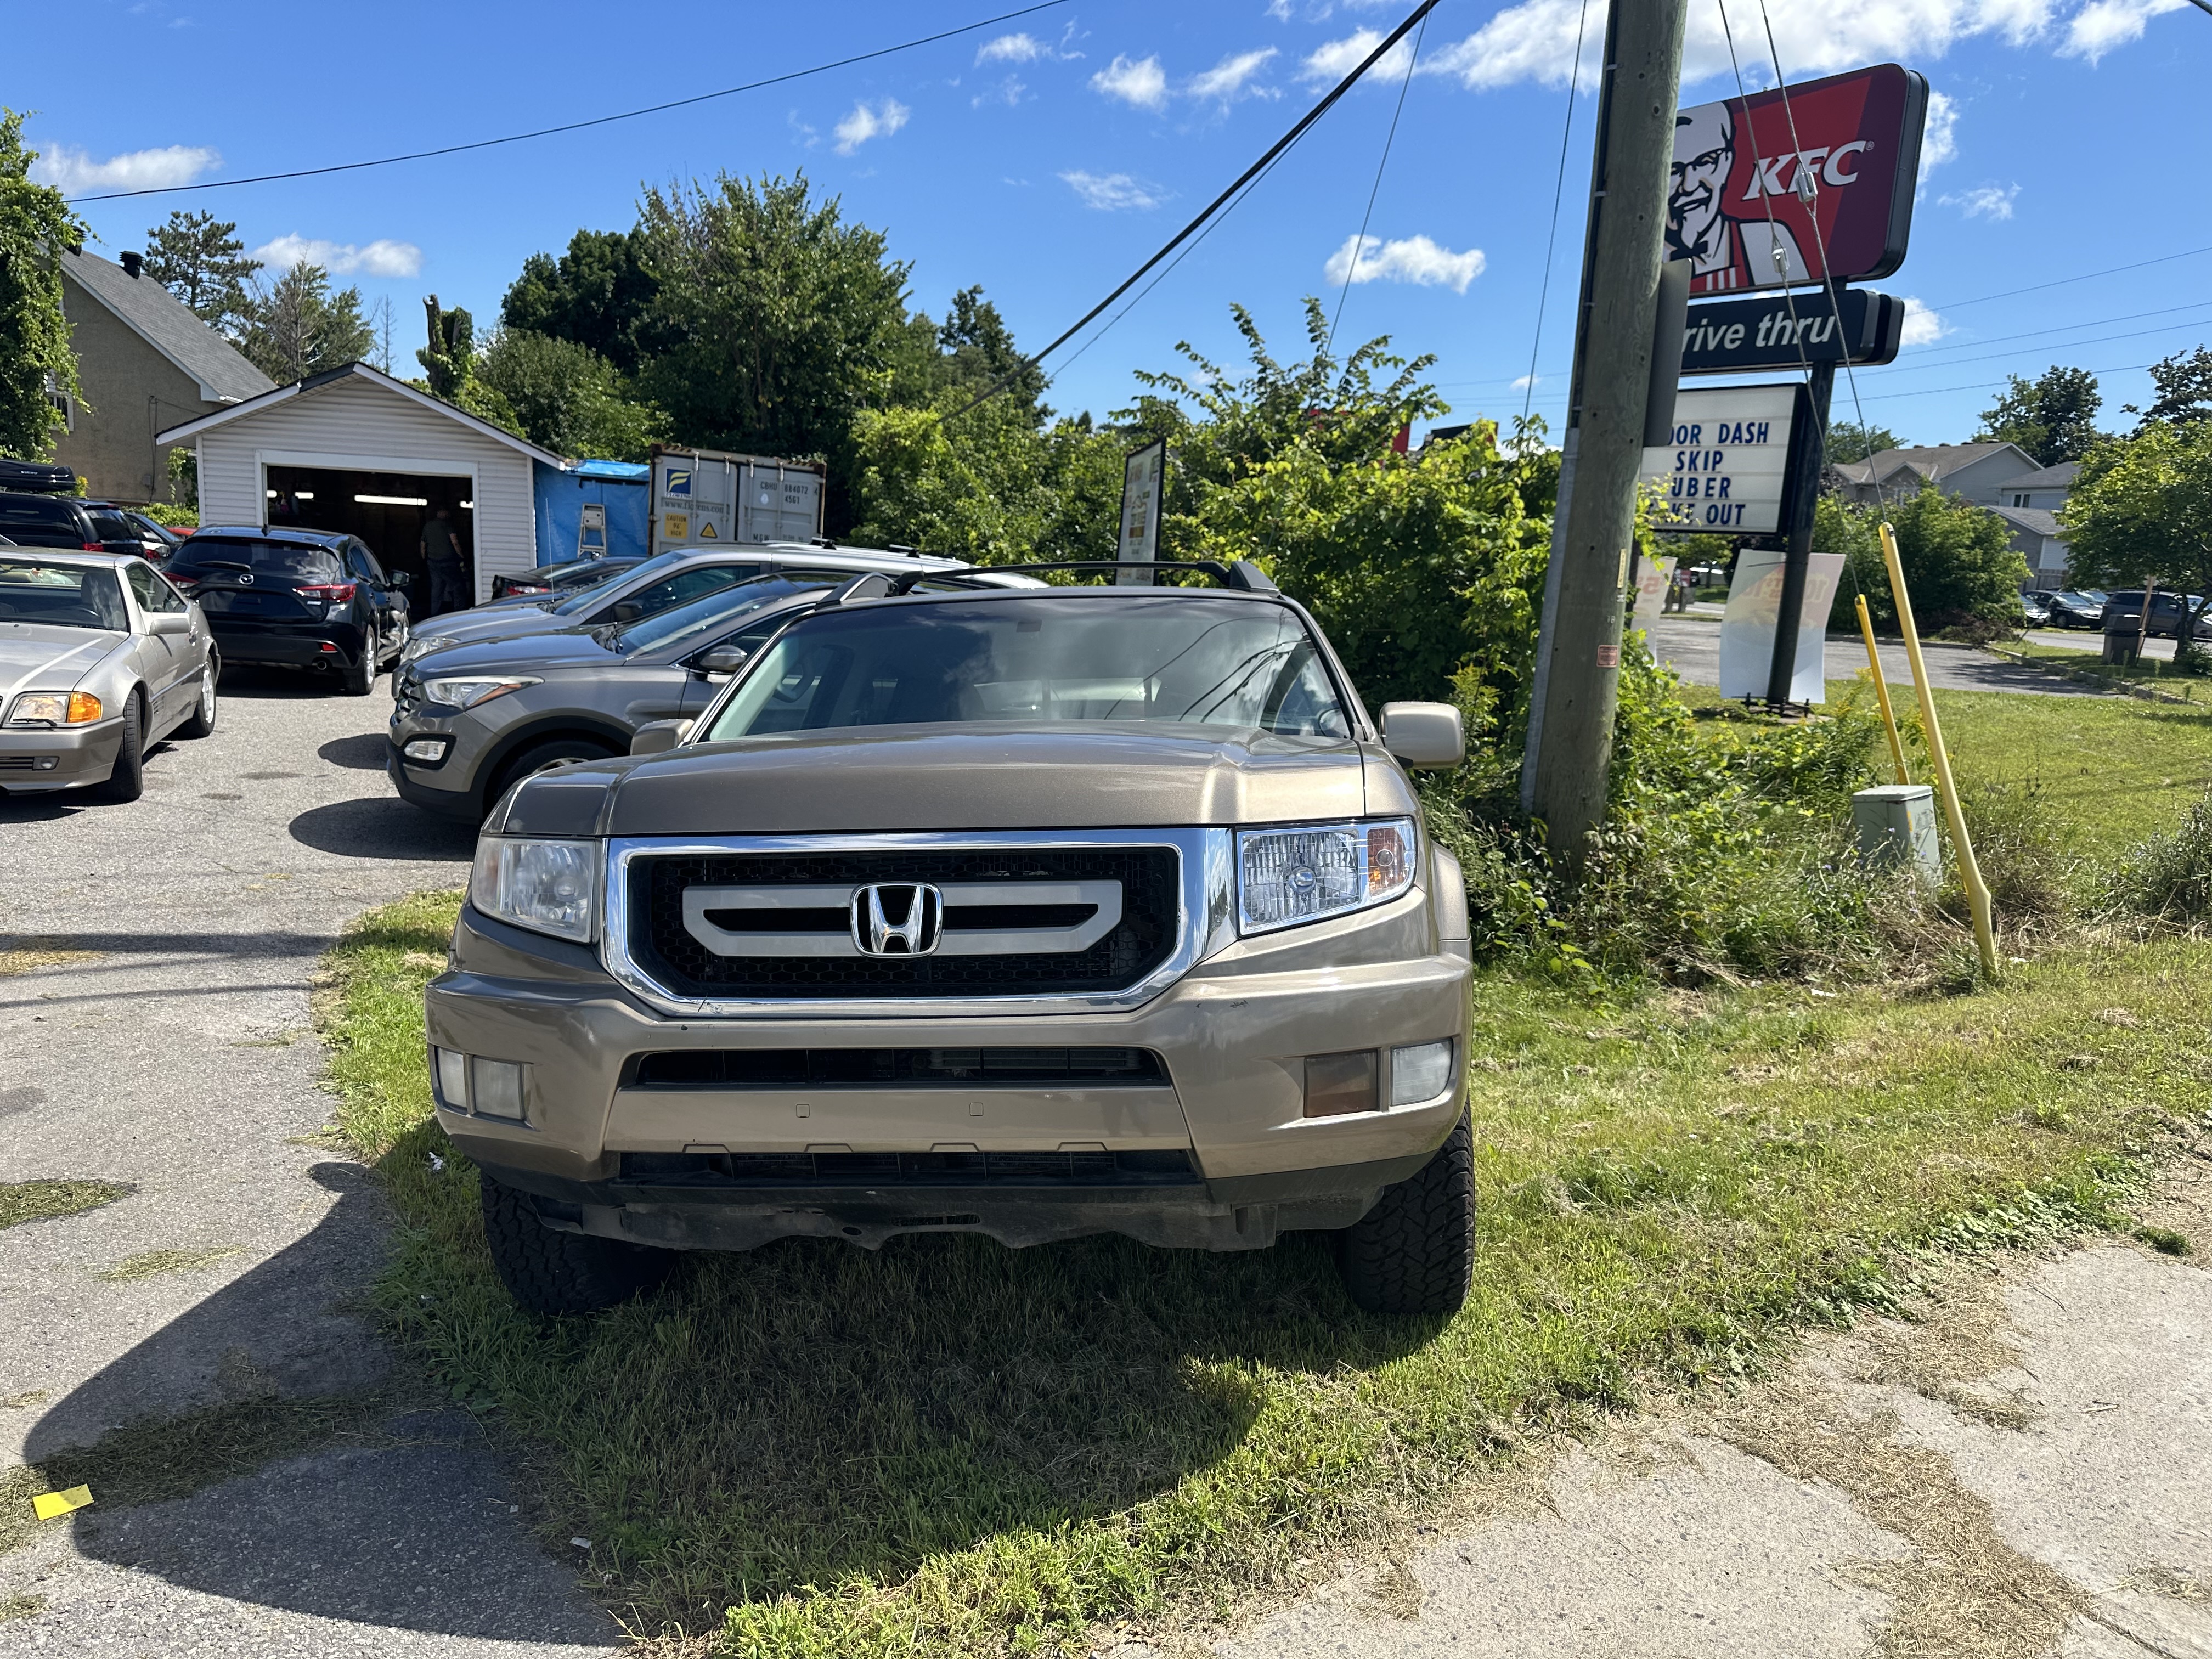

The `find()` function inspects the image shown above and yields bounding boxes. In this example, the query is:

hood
[499,724,1385,839]
[409,610,588,661]
[0,625,124,702]
[408,627,614,679]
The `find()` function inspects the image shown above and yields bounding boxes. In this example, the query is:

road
[1646,616,2118,698]
[0,672,617,1657]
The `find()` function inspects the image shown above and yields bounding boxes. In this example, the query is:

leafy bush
[1822,484,2032,634]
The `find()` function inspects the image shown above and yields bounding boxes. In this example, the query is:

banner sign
[1719,548,1848,703]
[1668,63,1928,296]
[1631,555,1677,636]
[1641,384,1802,535]
[1116,441,1165,585]
[1679,288,1904,375]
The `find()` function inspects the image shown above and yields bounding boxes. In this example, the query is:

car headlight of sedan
[469,837,600,943]
[1236,817,1416,934]
[423,675,538,711]
[7,691,103,727]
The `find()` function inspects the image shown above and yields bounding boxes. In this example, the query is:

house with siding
[155,361,566,602]
[54,248,274,504]
[1825,441,2040,509]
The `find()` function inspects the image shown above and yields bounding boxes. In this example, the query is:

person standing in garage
[423,507,466,616]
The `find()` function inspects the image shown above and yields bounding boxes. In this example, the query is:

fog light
[35,755,58,770]
[469,1057,527,1120]
[403,736,449,763]
[1390,1039,1454,1105]
[1302,1050,1378,1117]
[432,1047,470,1110]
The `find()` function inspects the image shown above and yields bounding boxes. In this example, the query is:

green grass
[321,889,2212,1656]
[0,1180,129,1231]
[94,1246,244,1284]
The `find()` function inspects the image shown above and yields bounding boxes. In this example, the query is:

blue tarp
[532,459,651,565]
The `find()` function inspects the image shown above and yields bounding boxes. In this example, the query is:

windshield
[699,595,1348,741]
[171,537,343,583]
[0,557,130,630]
[553,550,683,615]
[611,575,831,655]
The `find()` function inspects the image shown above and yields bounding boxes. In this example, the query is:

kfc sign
[1668,63,1929,295]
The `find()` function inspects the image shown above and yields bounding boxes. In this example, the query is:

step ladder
[576,501,608,562]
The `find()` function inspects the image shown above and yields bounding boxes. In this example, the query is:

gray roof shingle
[62,249,275,404]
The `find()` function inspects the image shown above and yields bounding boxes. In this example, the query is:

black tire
[340,626,377,696]
[479,1171,673,1316]
[93,691,146,803]
[1337,1110,1476,1316]
[491,736,614,807]
[176,658,219,739]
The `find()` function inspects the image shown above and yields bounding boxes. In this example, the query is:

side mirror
[629,719,692,757]
[612,601,642,624]
[148,611,193,636]
[1380,702,1465,769]
[389,571,413,589]
[692,644,749,675]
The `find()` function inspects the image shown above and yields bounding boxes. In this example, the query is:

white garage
[157,362,566,606]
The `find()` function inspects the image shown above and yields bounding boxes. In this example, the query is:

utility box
[2102,627,2141,664]
[1853,783,1940,878]
[648,445,825,557]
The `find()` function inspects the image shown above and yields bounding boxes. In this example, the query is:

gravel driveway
[0,672,617,1656]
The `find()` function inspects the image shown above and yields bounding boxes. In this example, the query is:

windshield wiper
[193,560,255,573]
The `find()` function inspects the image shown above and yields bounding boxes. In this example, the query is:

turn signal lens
[66,691,101,724]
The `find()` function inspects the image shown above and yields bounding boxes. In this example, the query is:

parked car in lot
[488,555,644,602]
[2018,592,2051,628]
[0,549,218,800]
[164,526,411,695]
[390,573,872,821]
[0,492,166,559]
[397,543,979,668]
[2032,590,2106,630]
[428,560,1477,1319]
[2098,590,2212,640]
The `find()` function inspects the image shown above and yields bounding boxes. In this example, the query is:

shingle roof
[1991,461,2080,493]
[1990,505,2063,538]
[1829,442,2032,486]
[61,249,275,404]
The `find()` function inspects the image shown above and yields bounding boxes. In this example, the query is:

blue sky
[15,0,2210,449]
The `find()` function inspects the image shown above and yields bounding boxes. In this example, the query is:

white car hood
[0,624,125,701]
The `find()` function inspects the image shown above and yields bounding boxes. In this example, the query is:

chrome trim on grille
[602,828,1231,1019]
[680,878,1123,959]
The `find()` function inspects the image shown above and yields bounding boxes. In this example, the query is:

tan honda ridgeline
[426,561,1476,1317]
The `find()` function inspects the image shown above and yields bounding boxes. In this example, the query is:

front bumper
[0,717,125,793]
[426,898,1471,1252]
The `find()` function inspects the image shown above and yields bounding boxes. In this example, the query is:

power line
[60,0,1071,203]
[1520,0,1594,424]
[1928,244,2212,313]
[1326,14,1427,358]
[1855,361,2161,404]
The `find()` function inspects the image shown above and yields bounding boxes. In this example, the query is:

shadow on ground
[318,732,393,771]
[290,797,476,861]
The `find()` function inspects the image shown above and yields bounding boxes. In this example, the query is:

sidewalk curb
[1984,644,2198,706]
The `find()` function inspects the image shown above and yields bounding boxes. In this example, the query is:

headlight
[7,691,103,727]
[400,634,455,664]
[1237,817,1415,934]
[424,676,537,711]
[470,837,600,942]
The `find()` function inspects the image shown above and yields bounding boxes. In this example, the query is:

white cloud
[1513,373,1542,391]
[1300,29,1415,84]
[30,142,218,194]
[251,234,422,278]
[833,98,910,155]
[973,76,1028,108]
[1060,170,1170,211]
[1421,0,2175,92]
[1324,233,1486,292]
[1189,46,1280,102]
[1091,53,1169,109]
[1918,89,1959,176]
[978,31,1049,64]
[1941,182,2019,219]
[1899,297,1951,346]
[2064,0,2190,58]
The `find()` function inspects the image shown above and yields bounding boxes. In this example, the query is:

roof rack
[883,559,1276,595]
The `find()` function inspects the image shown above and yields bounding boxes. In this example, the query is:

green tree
[2062,420,2212,642]
[1975,365,2104,466]
[0,109,87,461]
[416,295,519,431]
[141,210,259,335]
[1822,484,2032,633]
[1826,420,1902,464]
[2130,346,2212,429]
[500,228,659,374]
[478,328,662,461]
[635,173,913,521]
[240,264,375,383]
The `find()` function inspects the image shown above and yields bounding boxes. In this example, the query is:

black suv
[166,527,411,695]
[0,492,159,557]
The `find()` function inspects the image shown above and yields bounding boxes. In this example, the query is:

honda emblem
[852,883,943,956]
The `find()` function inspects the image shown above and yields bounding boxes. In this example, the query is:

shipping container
[647,445,825,556]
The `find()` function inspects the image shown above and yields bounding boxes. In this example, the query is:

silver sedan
[0,549,219,800]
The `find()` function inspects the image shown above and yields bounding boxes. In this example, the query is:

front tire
[92,691,146,803]
[1337,1111,1475,1316]
[488,737,614,815]
[479,1172,674,1316]
[176,660,219,738]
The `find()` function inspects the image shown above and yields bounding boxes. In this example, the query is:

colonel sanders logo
[1668,100,1809,294]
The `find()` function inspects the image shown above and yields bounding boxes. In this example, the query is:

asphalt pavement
[0,670,617,1656]
[1645,615,2118,699]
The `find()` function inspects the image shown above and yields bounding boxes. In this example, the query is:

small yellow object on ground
[31,1486,92,1520]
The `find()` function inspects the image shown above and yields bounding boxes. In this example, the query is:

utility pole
[1521,0,1693,850]
[1764,358,1836,707]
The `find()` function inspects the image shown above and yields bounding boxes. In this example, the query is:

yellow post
[1880,523,1997,980]
[1855,592,1910,786]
